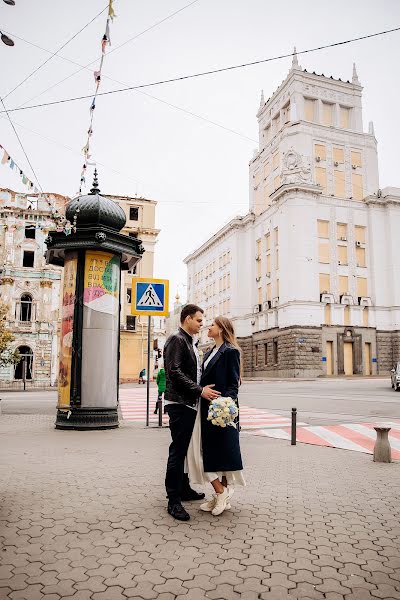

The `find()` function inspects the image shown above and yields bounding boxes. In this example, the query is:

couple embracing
[163,303,245,521]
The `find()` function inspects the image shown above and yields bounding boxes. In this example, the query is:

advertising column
[81,251,120,408]
[58,252,78,409]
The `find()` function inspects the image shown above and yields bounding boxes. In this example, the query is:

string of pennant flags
[0,141,72,235]
[75,0,116,231]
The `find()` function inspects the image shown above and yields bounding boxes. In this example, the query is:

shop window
[273,340,278,365]
[126,316,136,330]
[264,343,268,365]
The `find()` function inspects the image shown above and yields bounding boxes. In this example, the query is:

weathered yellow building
[105,194,159,382]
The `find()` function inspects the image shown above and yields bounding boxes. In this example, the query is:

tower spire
[259,89,265,108]
[90,168,100,195]
[352,62,360,85]
[291,46,300,70]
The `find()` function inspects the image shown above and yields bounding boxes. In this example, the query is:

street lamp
[0,31,14,46]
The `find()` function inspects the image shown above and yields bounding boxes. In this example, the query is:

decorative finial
[352,62,360,85]
[259,89,265,107]
[90,168,100,195]
[368,121,375,136]
[291,46,300,70]
[175,291,180,301]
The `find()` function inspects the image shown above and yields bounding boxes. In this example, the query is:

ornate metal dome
[66,170,126,232]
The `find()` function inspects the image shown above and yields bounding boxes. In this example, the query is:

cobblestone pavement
[1,414,400,600]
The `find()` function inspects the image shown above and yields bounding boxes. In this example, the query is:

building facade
[0,189,67,387]
[106,195,160,382]
[185,55,400,377]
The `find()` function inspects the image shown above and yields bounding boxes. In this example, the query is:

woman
[186,316,245,516]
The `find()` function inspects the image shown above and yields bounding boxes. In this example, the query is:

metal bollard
[373,427,392,463]
[291,407,297,446]
[158,398,163,427]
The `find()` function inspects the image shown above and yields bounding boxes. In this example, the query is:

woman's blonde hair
[214,316,243,379]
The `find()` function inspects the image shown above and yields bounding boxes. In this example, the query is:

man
[164,304,220,521]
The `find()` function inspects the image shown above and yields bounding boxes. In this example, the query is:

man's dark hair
[180,304,204,324]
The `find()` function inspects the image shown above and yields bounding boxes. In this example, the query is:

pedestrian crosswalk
[118,388,306,430]
[251,421,400,459]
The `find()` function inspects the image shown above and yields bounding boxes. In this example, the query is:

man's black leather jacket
[164,328,202,407]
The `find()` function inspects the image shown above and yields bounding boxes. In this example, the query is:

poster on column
[83,250,119,316]
[58,253,77,408]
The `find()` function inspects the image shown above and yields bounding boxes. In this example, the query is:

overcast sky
[1,0,399,305]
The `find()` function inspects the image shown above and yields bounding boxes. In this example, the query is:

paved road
[2,378,398,425]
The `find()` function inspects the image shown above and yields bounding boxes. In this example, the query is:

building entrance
[14,346,33,380]
[344,342,354,375]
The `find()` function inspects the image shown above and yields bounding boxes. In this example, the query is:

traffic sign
[131,277,169,317]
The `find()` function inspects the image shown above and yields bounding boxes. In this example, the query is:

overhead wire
[1,25,400,115]
[0,97,43,191]
[2,0,201,114]
[2,3,111,101]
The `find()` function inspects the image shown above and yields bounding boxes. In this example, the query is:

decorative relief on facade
[0,277,14,285]
[40,280,53,288]
[280,148,312,185]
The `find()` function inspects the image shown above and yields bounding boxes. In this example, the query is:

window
[356,246,366,267]
[256,260,262,278]
[128,265,137,275]
[254,170,261,187]
[356,277,367,297]
[334,171,345,197]
[274,227,279,245]
[318,242,330,264]
[333,147,344,164]
[282,102,290,124]
[20,294,32,322]
[338,245,348,265]
[272,152,280,170]
[355,226,366,243]
[324,304,331,325]
[256,238,261,256]
[264,124,271,142]
[352,174,363,200]
[363,307,369,327]
[267,283,272,301]
[264,343,268,365]
[339,275,349,295]
[126,316,136,330]
[14,345,33,380]
[273,340,278,364]
[276,279,280,298]
[337,223,347,240]
[258,287,262,304]
[22,251,34,268]
[344,306,350,326]
[351,151,362,168]
[254,345,258,367]
[24,226,35,239]
[272,113,281,135]
[315,144,326,161]
[304,98,315,122]
[266,253,271,272]
[263,162,271,179]
[340,106,350,129]
[129,206,139,221]
[127,288,131,304]
[128,231,138,238]
[276,248,279,270]
[319,273,330,294]
[322,102,333,126]
[317,220,329,238]
[274,175,280,190]
[315,167,327,192]
[265,233,271,251]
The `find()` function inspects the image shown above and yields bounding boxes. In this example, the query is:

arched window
[14,346,33,380]
[20,293,32,322]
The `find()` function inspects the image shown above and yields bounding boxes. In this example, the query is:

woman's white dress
[186,348,246,487]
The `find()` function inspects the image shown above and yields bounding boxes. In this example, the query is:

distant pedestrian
[138,368,147,384]
[154,367,166,414]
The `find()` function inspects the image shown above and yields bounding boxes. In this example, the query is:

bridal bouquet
[207,397,238,428]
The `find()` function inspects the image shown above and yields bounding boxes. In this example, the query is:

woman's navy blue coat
[200,342,243,472]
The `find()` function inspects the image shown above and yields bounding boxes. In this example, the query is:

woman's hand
[201,384,221,401]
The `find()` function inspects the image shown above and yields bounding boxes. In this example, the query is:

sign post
[131,278,169,426]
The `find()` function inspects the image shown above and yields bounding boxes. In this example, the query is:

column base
[55,407,119,430]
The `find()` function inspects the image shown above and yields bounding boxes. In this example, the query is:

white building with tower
[185,52,400,378]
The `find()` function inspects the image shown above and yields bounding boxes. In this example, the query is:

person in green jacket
[154,367,166,414]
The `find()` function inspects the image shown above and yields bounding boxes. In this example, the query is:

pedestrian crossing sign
[131,278,169,316]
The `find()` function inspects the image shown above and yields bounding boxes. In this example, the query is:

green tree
[0,302,20,367]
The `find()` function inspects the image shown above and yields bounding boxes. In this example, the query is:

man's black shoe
[181,489,206,501]
[167,502,190,521]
